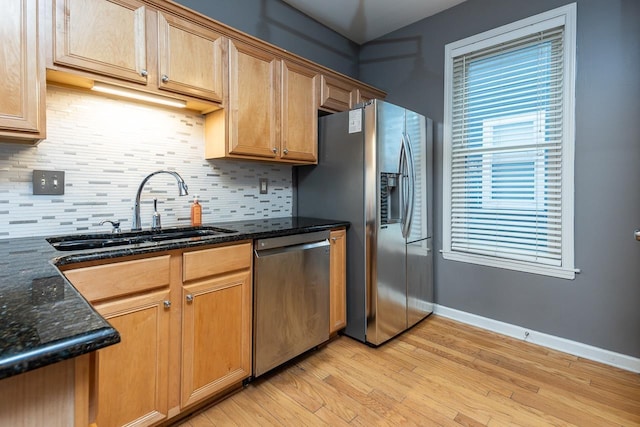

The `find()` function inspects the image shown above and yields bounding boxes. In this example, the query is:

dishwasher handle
[254,230,331,251]
[255,239,330,258]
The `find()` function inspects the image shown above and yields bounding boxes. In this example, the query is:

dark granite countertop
[0,216,348,380]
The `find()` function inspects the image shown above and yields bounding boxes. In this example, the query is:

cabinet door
[356,87,379,105]
[329,228,347,333]
[319,74,356,112]
[93,290,170,427]
[53,0,147,84]
[157,11,224,102]
[0,0,45,142]
[281,60,318,163]
[227,39,279,159]
[181,270,252,408]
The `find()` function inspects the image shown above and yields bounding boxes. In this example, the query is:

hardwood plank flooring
[175,316,640,426]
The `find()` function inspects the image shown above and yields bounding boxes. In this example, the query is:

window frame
[442,3,577,279]
[480,111,546,211]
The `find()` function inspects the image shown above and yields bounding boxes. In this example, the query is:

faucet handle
[99,220,121,234]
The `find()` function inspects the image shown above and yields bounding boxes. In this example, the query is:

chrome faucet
[131,170,189,231]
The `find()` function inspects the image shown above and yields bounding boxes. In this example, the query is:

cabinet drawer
[183,243,252,282]
[64,255,171,302]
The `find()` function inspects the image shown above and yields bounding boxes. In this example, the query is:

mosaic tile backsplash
[0,86,293,239]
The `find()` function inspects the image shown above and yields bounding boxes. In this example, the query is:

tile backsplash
[0,85,292,239]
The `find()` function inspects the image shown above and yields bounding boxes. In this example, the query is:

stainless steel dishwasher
[253,231,330,377]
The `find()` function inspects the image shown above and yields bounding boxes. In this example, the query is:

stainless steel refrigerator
[296,99,433,346]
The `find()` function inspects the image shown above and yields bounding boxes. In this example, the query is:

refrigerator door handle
[398,140,408,236]
[400,133,415,239]
[405,133,416,229]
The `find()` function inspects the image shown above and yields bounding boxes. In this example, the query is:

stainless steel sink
[47,226,237,251]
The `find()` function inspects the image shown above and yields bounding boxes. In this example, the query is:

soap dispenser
[152,198,161,231]
[191,195,202,226]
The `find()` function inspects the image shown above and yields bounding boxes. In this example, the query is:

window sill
[441,250,578,280]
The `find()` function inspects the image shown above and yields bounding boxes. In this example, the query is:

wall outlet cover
[259,178,268,194]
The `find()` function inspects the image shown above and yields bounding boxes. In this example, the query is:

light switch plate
[33,170,65,195]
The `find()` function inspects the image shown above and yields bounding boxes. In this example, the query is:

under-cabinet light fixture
[91,82,187,109]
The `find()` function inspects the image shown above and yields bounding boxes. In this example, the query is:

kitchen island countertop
[0,216,348,380]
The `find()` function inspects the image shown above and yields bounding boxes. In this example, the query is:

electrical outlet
[33,170,65,195]
[259,178,268,194]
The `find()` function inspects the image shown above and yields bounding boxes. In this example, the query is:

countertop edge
[0,327,120,380]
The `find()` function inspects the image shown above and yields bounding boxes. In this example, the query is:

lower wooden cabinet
[64,255,172,427]
[92,290,171,427]
[329,228,347,333]
[181,243,252,408]
[62,241,253,426]
[0,355,90,427]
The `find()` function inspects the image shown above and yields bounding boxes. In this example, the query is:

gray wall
[174,0,360,77]
[359,0,640,357]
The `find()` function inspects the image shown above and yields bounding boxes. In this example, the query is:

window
[442,4,577,279]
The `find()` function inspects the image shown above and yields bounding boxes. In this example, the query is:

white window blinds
[443,4,576,279]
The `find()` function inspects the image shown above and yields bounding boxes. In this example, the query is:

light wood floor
[176,315,640,426]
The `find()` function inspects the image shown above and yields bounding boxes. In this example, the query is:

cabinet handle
[272,147,278,153]
[161,74,169,83]
[163,300,171,308]
[283,148,289,155]
[140,69,148,77]
[331,237,337,242]
[186,294,194,303]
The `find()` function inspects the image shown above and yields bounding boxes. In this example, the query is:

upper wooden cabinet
[53,0,148,84]
[205,39,319,164]
[20,0,385,152]
[50,0,225,104]
[225,40,280,160]
[157,11,224,101]
[281,60,318,163]
[319,74,384,113]
[319,74,355,113]
[356,86,380,106]
[0,0,45,143]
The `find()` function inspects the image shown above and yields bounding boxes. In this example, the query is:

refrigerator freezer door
[407,237,434,327]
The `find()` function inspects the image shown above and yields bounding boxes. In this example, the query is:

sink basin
[47,226,237,251]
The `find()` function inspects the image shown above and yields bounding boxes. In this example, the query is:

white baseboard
[433,305,640,373]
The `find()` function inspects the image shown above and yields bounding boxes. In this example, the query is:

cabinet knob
[163,300,171,308]
[283,148,289,155]
[331,237,337,242]
[186,294,194,303]
[140,69,148,77]
[161,74,169,83]
[272,147,278,153]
